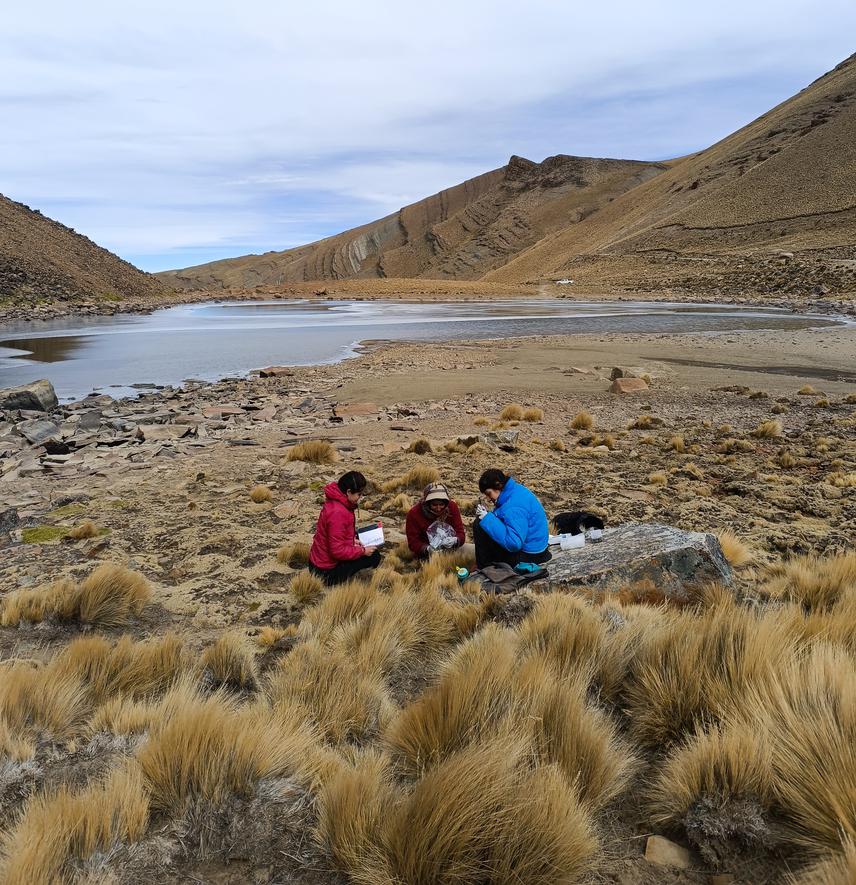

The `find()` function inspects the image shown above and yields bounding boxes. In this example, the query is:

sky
[2,2,855,272]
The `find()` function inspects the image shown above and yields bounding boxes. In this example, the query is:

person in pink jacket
[308,471,381,585]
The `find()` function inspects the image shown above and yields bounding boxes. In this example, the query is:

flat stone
[610,377,649,394]
[478,431,519,450]
[252,405,277,422]
[335,402,379,417]
[0,379,59,412]
[0,506,19,534]
[258,366,294,378]
[135,425,191,442]
[272,502,299,519]
[17,418,61,446]
[644,835,692,869]
[43,438,71,455]
[546,522,733,600]
[202,405,244,418]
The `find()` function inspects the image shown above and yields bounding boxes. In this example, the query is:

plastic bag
[427,520,458,550]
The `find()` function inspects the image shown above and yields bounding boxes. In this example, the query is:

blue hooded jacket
[479,476,549,554]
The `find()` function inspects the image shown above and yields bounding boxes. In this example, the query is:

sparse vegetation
[570,410,594,430]
[717,530,754,567]
[522,406,543,422]
[381,463,440,493]
[798,384,817,395]
[286,439,338,463]
[249,484,273,503]
[406,437,433,454]
[277,540,311,568]
[290,570,325,604]
[67,519,98,539]
[752,419,783,438]
[499,403,524,421]
[200,632,258,692]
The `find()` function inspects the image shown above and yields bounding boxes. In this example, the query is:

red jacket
[406,500,466,557]
[309,482,366,570]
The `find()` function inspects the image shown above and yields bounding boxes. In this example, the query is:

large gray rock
[16,418,61,446]
[0,380,58,412]
[546,523,733,600]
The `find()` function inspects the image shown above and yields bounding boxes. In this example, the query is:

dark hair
[478,469,507,493]
[337,471,367,494]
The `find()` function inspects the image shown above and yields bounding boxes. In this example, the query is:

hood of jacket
[324,481,357,511]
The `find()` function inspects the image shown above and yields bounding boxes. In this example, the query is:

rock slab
[0,379,59,412]
[644,835,693,869]
[546,522,733,599]
[610,377,648,394]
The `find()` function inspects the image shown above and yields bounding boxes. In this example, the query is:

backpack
[467,561,548,594]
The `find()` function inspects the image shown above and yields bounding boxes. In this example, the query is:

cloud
[2,0,854,271]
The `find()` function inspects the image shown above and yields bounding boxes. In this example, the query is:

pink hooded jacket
[309,482,366,570]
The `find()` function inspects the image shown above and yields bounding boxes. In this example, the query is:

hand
[364,546,378,556]
[475,504,488,519]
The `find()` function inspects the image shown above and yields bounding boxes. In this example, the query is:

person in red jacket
[308,471,381,585]
[406,482,466,559]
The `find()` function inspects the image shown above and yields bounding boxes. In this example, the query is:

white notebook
[357,522,385,547]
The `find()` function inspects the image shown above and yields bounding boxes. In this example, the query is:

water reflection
[0,335,88,363]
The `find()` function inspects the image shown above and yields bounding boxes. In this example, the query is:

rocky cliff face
[0,193,165,308]
[158,154,666,290]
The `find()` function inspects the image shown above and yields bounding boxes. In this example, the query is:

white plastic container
[559,533,585,550]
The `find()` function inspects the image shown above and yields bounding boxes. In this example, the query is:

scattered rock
[16,418,61,446]
[644,835,693,869]
[0,506,19,534]
[478,431,519,451]
[0,379,59,412]
[610,377,649,394]
[547,522,733,600]
[202,405,244,419]
[334,402,379,416]
[258,366,294,378]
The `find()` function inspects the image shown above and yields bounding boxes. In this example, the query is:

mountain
[163,53,856,300]
[158,155,666,289]
[0,194,164,307]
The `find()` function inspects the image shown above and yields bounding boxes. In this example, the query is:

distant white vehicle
[555,278,574,285]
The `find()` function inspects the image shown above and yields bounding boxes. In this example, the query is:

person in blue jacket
[473,468,551,569]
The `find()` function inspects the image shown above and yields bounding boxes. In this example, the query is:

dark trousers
[309,551,382,586]
[473,518,551,570]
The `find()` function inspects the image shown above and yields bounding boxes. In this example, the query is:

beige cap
[424,482,450,503]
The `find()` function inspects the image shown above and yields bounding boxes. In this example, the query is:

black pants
[308,551,382,586]
[473,518,551,570]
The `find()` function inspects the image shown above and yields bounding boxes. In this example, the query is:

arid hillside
[163,53,856,302]
[0,193,165,308]
[158,155,666,289]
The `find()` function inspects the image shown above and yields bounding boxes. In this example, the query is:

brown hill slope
[0,193,165,307]
[159,155,666,289]
[487,53,856,296]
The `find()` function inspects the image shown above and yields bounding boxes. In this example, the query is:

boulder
[546,522,733,600]
[258,366,294,378]
[610,377,649,394]
[0,380,59,412]
[0,507,19,534]
[644,836,692,869]
[478,431,519,451]
[16,418,61,446]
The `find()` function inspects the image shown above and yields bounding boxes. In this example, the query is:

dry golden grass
[249,484,273,503]
[648,719,773,829]
[269,640,394,743]
[639,433,656,445]
[828,470,856,488]
[300,579,378,640]
[276,540,311,567]
[381,463,440,493]
[0,662,91,739]
[406,437,433,455]
[764,551,856,611]
[1,564,150,628]
[844,393,856,405]
[522,406,543,422]
[87,676,201,736]
[816,398,831,408]
[290,571,325,605]
[54,633,187,702]
[137,693,321,813]
[255,625,296,647]
[384,492,413,515]
[0,762,149,885]
[667,434,686,453]
[499,403,524,421]
[772,403,788,414]
[798,384,817,395]
[629,414,661,430]
[286,439,338,463]
[442,440,469,454]
[791,840,856,883]
[200,632,258,692]
[0,717,35,761]
[381,738,597,885]
[752,419,783,438]
[717,530,754,568]
[473,416,489,426]
[548,438,566,452]
[67,519,98,540]
[777,449,798,468]
[569,410,594,430]
[648,471,668,486]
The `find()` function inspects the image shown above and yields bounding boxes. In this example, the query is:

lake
[0,299,843,402]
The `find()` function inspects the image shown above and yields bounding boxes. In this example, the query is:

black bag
[467,562,548,594]
[553,510,605,536]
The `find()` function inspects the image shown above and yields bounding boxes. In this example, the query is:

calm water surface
[0,299,842,402]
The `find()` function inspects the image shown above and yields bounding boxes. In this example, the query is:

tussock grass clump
[629,414,661,430]
[844,392,856,405]
[67,519,98,540]
[569,410,594,430]
[249,484,273,503]
[290,571,325,604]
[499,403,524,421]
[0,762,149,885]
[137,693,321,813]
[798,384,817,395]
[87,676,200,736]
[406,438,433,455]
[300,579,378,640]
[717,530,754,568]
[648,471,668,486]
[763,551,856,611]
[0,718,35,761]
[200,632,258,692]
[815,398,831,407]
[792,840,856,883]
[0,663,91,740]
[473,416,489,426]
[752,419,783,438]
[384,492,413,514]
[276,540,311,568]
[270,640,394,743]
[522,406,543,422]
[548,438,566,452]
[255,625,296,647]
[667,434,686,453]
[55,633,187,702]
[381,463,440,493]
[777,449,797,468]
[1,564,151,628]
[286,439,338,464]
[828,470,856,488]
